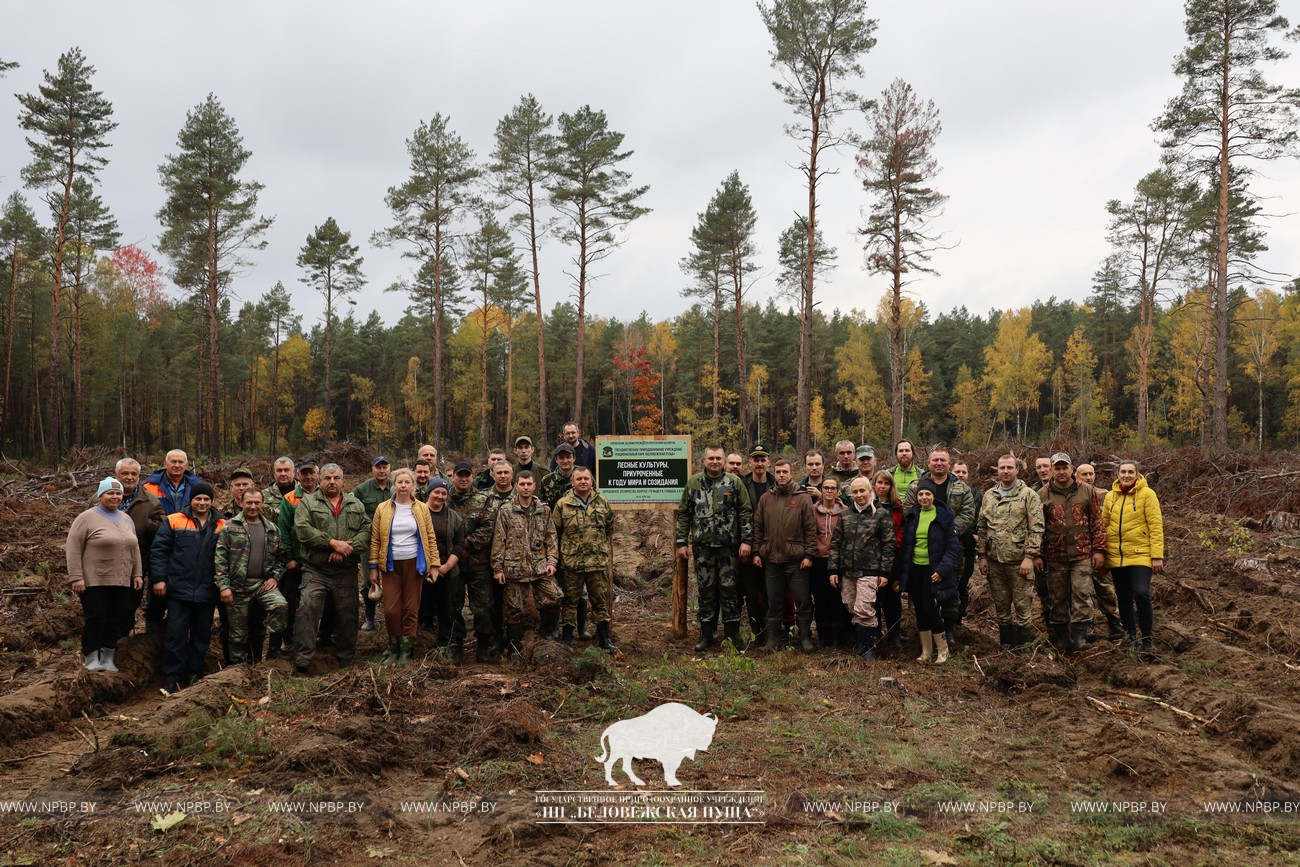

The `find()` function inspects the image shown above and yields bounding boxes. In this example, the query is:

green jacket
[450,487,496,573]
[215,513,284,593]
[276,485,310,564]
[553,490,614,571]
[902,474,977,536]
[977,480,1045,562]
[352,477,394,520]
[294,489,370,571]
[541,469,574,508]
[828,501,896,579]
[675,471,753,548]
[490,496,558,580]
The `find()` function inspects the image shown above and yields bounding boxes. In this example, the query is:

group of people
[65,422,620,692]
[677,439,1166,662]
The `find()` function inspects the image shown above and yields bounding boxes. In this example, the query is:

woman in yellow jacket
[1102,461,1164,654]
[369,468,440,663]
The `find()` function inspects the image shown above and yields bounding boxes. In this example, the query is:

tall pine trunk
[575,214,588,428]
[731,257,750,441]
[1210,16,1232,452]
[528,187,548,442]
[797,107,821,457]
[48,168,74,465]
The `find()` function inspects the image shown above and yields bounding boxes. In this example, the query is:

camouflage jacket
[1039,481,1105,563]
[977,480,1045,562]
[294,489,370,571]
[675,472,753,548]
[902,474,977,536]
[828,501,896,579]
[541,469,574,509]
[490,496,558,581]
[552,490,614,571]
[215,513,285,593]
[450,487,496,572]
[261,483,295,517]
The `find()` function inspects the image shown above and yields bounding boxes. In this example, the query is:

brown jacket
[1039,481,1105,563]
[753,482,817,564]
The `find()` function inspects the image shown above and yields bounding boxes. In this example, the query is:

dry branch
[1110,690,1219,730]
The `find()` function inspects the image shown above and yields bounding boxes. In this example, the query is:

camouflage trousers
[225,584,287,664]
[562,568,610,628]
[1091,568,1119,618]
[987,560,1036,627]
[464,568,503,641]
[1046,559,1096,625]
[839,575,879,628]
[504,575,562,628]
[296,566,359,668]
[693,545,741,628]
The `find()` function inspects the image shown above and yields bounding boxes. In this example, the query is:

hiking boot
[597,621,617,653]
[1105,613,1126,641]
[98,648,118,672]
[723,622,743,652]
[562,625,575,648]
[1140,635,1156,656]
[693,626,715,653]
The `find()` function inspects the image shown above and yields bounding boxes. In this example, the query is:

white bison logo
[594,702,718,787]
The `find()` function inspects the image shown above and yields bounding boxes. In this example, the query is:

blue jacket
[142,469,203,515]
[899,501,960,601]
[150,507,225,604]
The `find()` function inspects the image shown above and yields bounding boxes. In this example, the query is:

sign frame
[595,435,693,512]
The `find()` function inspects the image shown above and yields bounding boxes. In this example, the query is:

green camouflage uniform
[490,495,560,628]
[977,480,1045,628]
[675,471,753,629]
[215,513,288,663]
[541,469,574,509]
[828,503,897,629]
[451,486,502,645]
[293,489,370,668]
[553,490,614,629]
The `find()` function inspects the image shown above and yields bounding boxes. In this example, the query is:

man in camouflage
[353,456,394,631]
[553,467,616,652]
[977,455,1045,649]
[293,463,370,672]
[275,458,318,659]
[676,444,753,652]
[451,460,503,662]
[491,470,560,656]
[215,488,289,664]
[1075,462,1124,640]
[219,467,263,663]
[1037,453,1106,652]
[262,456,297,516]
[543,442,593,641]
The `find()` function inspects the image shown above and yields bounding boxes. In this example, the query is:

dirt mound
[272,716,390,778]
[460,699,547,759]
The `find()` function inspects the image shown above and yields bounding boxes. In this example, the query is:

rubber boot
[1016,625,1035,649]
[1140,635,1156,658]
[562,625,575,648]
[854,626,870,658]
[381,638,399,664]
[362,596,377,631]
[932,631,950,664]
[723,622,743,652]
[1070,623,1090,652]
[944,627,957,653]
[577,597,594,641]
[539,608,560,641]
[862,627,880,661]
[597,621,616,653]
[398,637,414,664]
[797,617,815,653]
[888,630,902,654]
[1105,612,1126,641]
[998,625,1015,650]
[266,631,288,661]
[693,624,715,653]
[1049,623,1070,652]
[916,631,933,663]
[84,650,103,672]
[506,625,525,658]
[99,648,118,672]
[764,620,783,652]
[475,635,494,663]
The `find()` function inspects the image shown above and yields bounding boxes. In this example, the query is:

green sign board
[595,436,692,509]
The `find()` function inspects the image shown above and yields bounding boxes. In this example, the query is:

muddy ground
[1,448,1299,865]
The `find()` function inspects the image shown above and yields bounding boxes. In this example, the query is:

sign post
[596,436,692,639]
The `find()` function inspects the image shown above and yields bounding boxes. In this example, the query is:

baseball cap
[453,460,474,475]
[229,467,254,481]
[856,445,876,459]
[1050,452,1072,465]
[514,435,533,448]
[372,456,390,466]
[555,443,575,455]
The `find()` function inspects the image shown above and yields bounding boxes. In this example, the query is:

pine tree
[17,47,116,463]
[257,281,299,454]
[760,0,876,454]
[0,194,44,445]
[491,95,557,443]
[374,115,480,447]
[546,105,650,429]
[298,217,364,433]
[1157,0,1300,450]
[157,94,272,458]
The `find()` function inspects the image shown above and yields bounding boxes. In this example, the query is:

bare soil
[1,452,1299,865]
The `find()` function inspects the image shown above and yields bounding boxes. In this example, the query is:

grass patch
[157,707,270,770]
[906,780,970,808]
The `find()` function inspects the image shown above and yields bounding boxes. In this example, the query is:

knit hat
[429,477,449,492]
[190,481,215,501]
[916,480,938,496]
[95,477,124,499]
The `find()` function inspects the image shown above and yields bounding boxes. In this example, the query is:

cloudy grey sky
[3,1,1299,332]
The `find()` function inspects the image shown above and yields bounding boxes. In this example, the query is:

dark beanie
[191,481,215,501]
[917,480,938,496]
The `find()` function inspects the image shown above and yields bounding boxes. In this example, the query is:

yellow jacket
[1102,475,1164,569]
[369,498,441,574]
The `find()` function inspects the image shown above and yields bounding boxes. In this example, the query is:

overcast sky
[3,1,1299,333]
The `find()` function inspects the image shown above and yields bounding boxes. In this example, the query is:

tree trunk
[324,263,334,436]
[480,283,490,452]
[48,163,75,465]
[505,320,515,445]
[1209,17,1232,452]
[2,246,19,441]
[797,100,821,456]
[732,260,750,441]
[528,183,548,443]
[575,210,588,428]
[270,321,281,454]
[890,248,904,443]
[72,274,83,448]
[432,219,445,446]
[711,276,720,431]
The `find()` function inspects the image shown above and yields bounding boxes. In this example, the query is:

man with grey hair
[262,456,297,514]
[829,440,859,486]
[116,457,165,634]
[143,449,201,515]
[293,463,370,672]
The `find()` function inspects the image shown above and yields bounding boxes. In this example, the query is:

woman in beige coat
[67,478,143,672]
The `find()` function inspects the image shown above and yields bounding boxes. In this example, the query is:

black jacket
[150,508,225,604]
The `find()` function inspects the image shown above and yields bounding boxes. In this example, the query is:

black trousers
[81,585,132,655]
[163,598,215,688]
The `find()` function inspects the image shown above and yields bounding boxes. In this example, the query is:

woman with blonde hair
[369,468,440,663]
